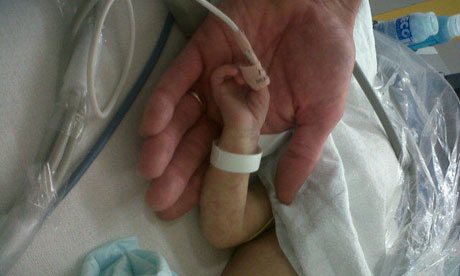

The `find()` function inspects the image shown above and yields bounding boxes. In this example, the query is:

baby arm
[200,65,272,249]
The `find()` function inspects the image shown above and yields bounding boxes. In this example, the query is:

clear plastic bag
[373,31,460,276]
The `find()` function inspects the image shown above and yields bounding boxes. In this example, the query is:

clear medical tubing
[374,12,439,45]
[372,31,460,276]
[87,0,135,119]
[0,11,89,271]
[68,0,136,119]
[0,90,86,275]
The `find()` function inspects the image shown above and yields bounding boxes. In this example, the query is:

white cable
[87,0,136,118]
[194,0,240,32]
[353,62,402,158]
[194,0,267,90]
[70,0,99,43]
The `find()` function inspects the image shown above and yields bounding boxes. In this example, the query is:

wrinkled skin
[139,0,361,220]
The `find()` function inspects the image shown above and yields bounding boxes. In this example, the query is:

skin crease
[139,0,361,219]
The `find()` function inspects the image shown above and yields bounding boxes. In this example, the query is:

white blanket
[258,1,400,275]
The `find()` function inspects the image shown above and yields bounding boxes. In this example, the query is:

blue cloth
[81,237,177,276]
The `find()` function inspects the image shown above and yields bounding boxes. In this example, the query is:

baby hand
[211,64,270,135]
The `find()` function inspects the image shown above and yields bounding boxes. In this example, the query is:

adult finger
[139,93,203,179]
[156,163,208,221]
[140,43,203,137]
[145,117,220,211]
[275,125,330,204]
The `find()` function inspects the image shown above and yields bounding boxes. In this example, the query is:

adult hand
[139,0,361,219]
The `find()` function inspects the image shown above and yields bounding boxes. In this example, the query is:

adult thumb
[275,124,330,204]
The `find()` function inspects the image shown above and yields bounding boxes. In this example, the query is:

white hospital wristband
[210,140,263,173]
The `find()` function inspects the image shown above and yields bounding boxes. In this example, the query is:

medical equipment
[0,1,173,273]
[194,0,270,90]
[59,0,136,120]
[0,0,458,274]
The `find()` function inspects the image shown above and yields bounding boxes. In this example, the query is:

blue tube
[55,13,175,204]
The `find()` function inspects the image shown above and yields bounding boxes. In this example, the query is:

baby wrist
[219,128,260,155]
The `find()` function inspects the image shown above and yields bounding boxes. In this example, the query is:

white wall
[369,0,423,15]
[436,40,460,74]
